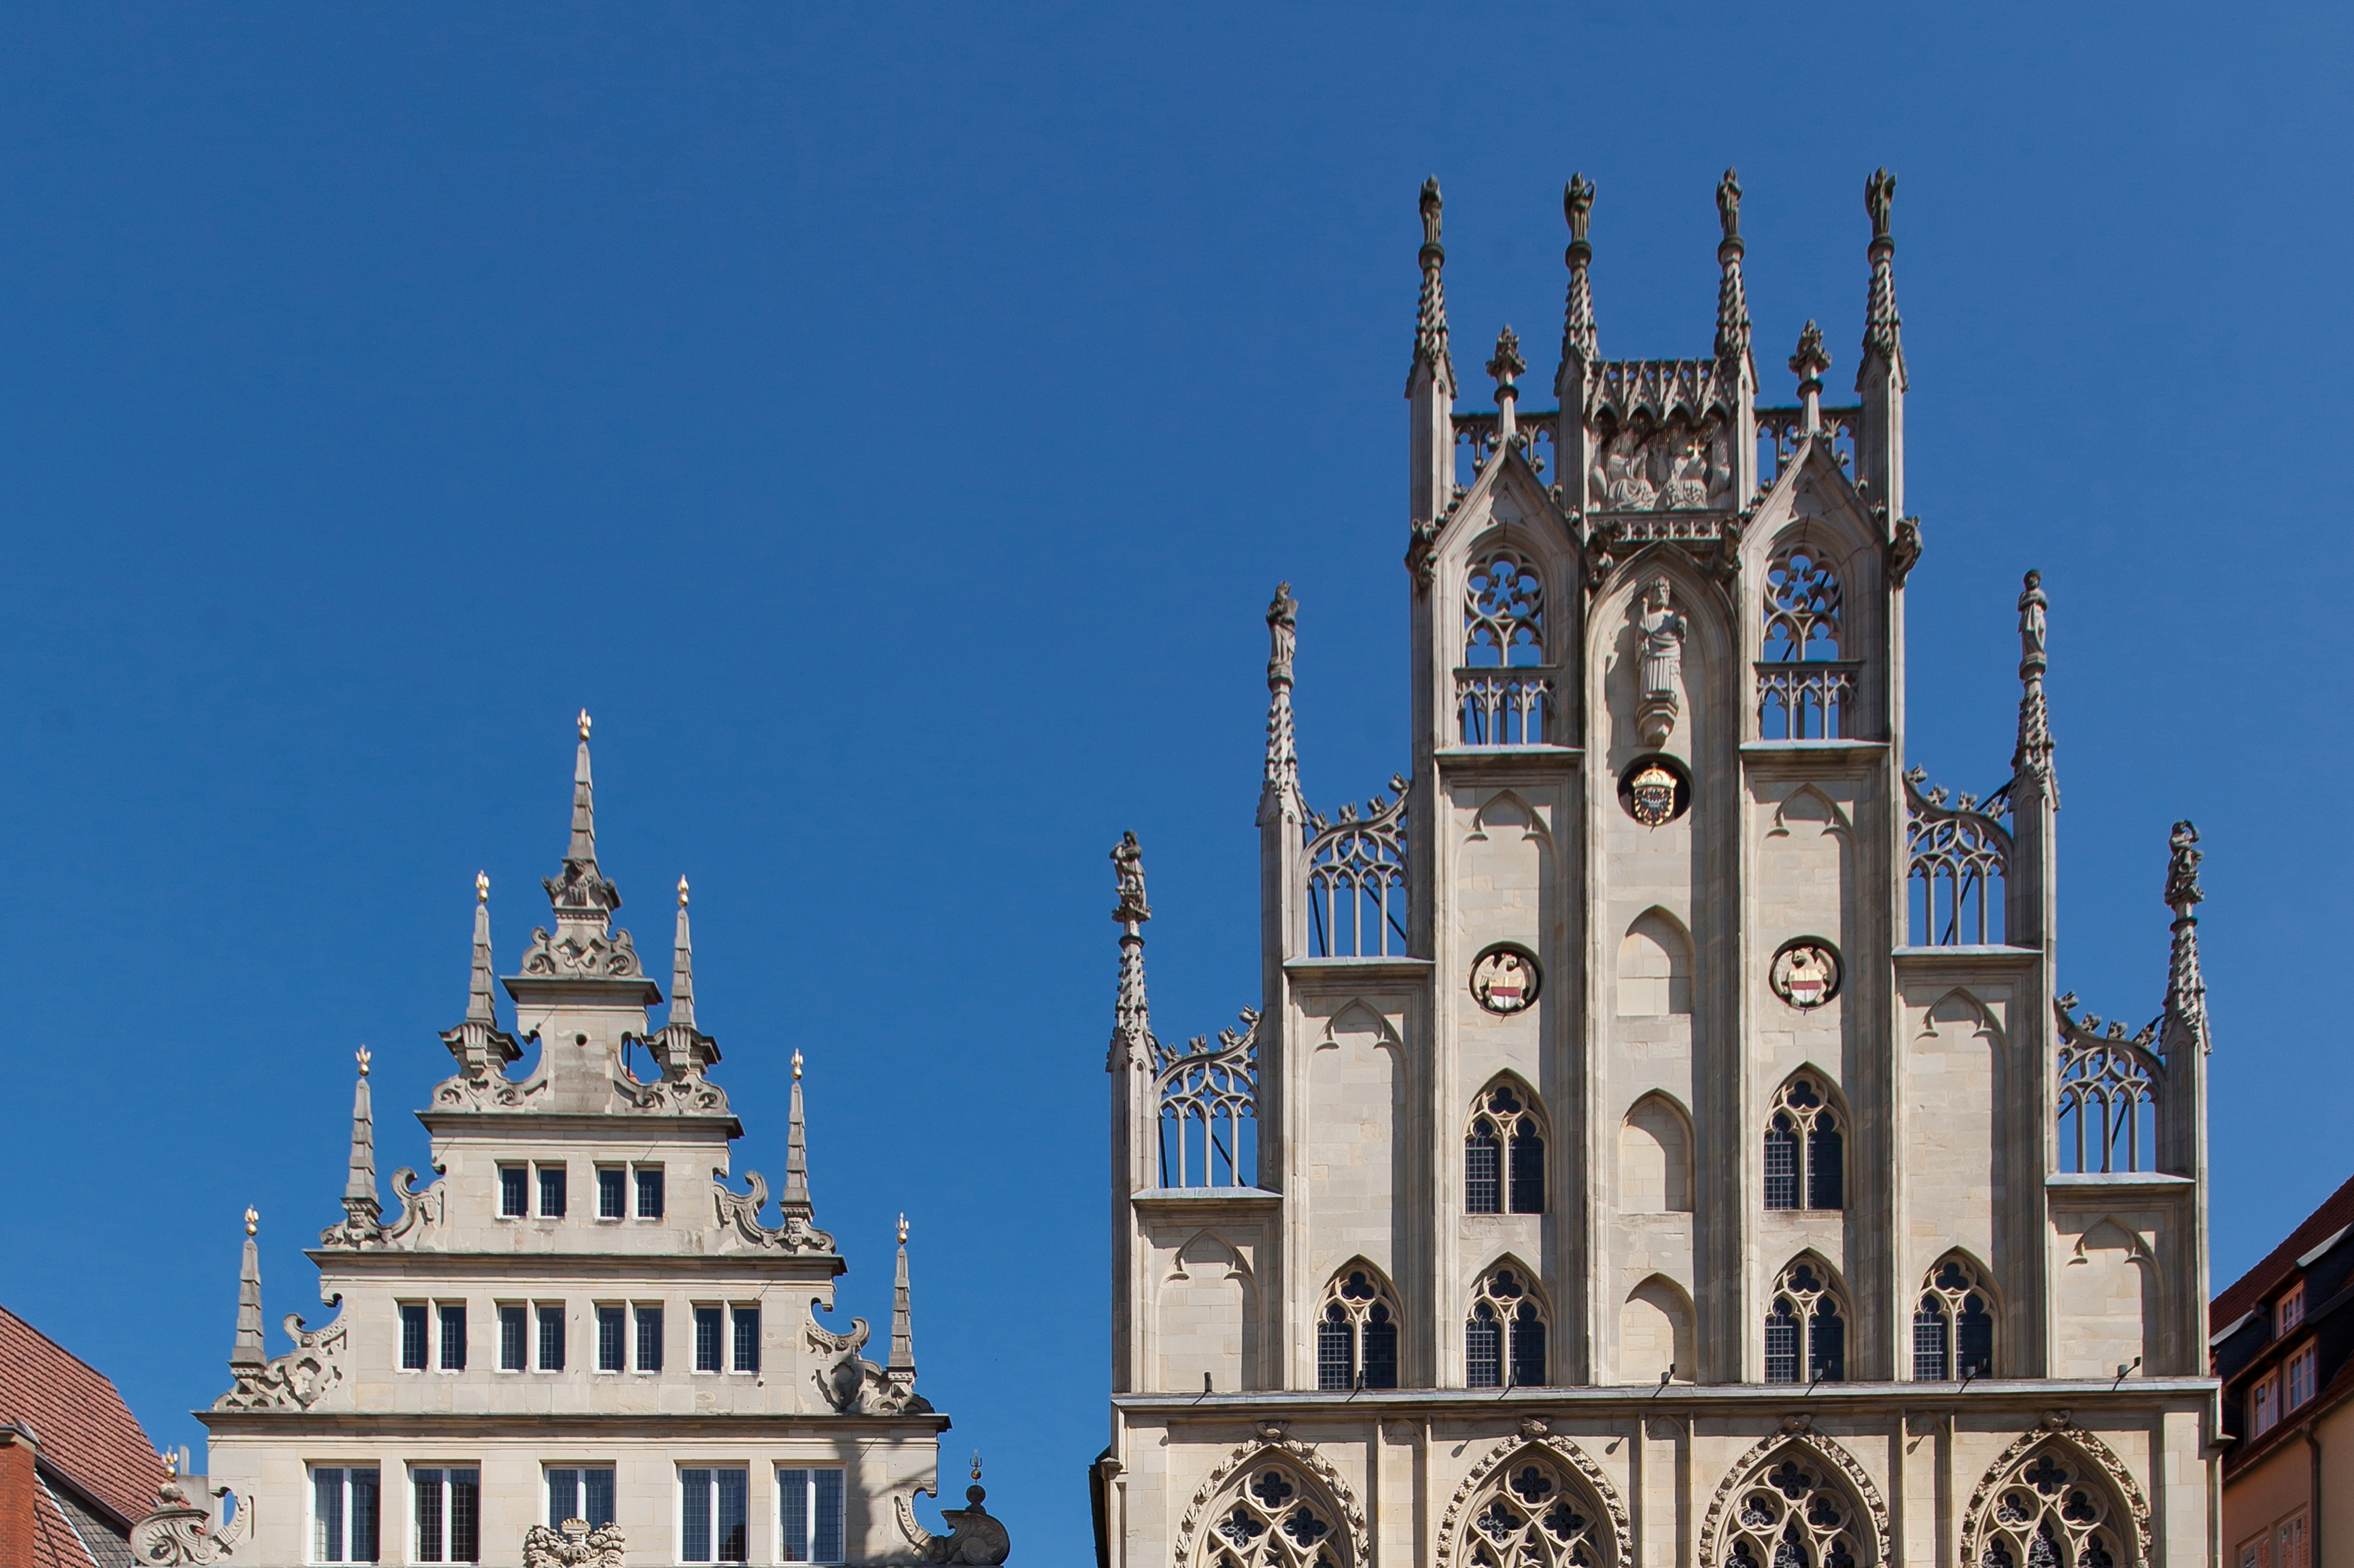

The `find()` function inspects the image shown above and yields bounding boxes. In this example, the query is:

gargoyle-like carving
[521,925,644,979]
[522,1519,627,1568]
[213,1305,348,1411]
[128,1469,250,1565]
[897,1486,1011,1565]
[808,1303,930,1416]
[383,1166,446,1244]
[714,1170,835,1254]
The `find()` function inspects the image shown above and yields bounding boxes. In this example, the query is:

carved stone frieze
[522,1519,627,1568]
[128,1470,251,1565]
[631,1067,729,1115]
[714,1170,835,1255]
[1588,413,1735,512]
[213,1306,349,1412]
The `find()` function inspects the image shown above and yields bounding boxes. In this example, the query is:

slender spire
[782,1049,812,1212]
[1108,833,1155,1070]
[1790,321,1830,436]
[229,1208,264,1370]
[544,710,621,922]
[1559,174,1597,367]
[343,1046,379,1215]
[644,873,721,1086]
[888,1214,916,1374]
[1487,326,1525,441]
[568,709,596,862]
[467,872,496,1024]
[1408,177,1455,394]
[670,876,695,1030]
[440,873,522,1081]
[2164,822,2211,1055]
[2013,570,2059,801]
[1258,585,1301,826]
[1714,168,1751,364]
[1860,169,1905,386]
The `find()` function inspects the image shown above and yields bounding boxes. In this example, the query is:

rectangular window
[681,1467,750,1563]
[2252,1372,2281,1435]
[1911,1311,1949,1382]
[1507,1132,1545,1215]
[778,1467,846,1564]
[498,1166,527,1219]
[636,1166,665,1219]
[2279,1514,2309,1568]
[732,1306,761,1372]
[597,1306,626,1372]
[2278,1282,2306,1334]
[637,1304,665,1372]
[411,1467,480,1564]
[1464,1135,1500,1215]
[538,1164,568,1218]
[311,1465,380,1563]
[498,1305,527,1372]
[1765,1315,1800,1383]
[537,1304,566,1372]
[1807,1126,1844,1210]
[546,1467,617,1529]
[1763,1127,1799,1210]
[695,1305,725,1372]
[598,1168,626,1220]
[1466,1312,1502,1389]
[2287,1346,2318,1408]
[400,1304,429,1371]
[438,1304,466,1372]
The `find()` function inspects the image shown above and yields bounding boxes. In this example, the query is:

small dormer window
[2277,1281,2306,1334]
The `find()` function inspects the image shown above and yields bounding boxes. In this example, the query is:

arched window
[1191,1455,1355,1568]
[1466,1083,1544,1215]
[1967,1443,2136,1568]
[1765,1259,1847,1383]
[1763,544,1840,661]
[1453,1446,1614,1568]
[2055,1015,2161,1174]
[1911,1256,1996,1381]
[1466,549,1545,666]
[1763,1075,1844,1212]
[1315,1266,1400,1392]
[1719,1448,1869,1568]
[1467,1266,1546,1389]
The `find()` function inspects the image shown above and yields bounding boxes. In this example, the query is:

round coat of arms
[1618,754,1691,826]
[1769,940,1841,1009]
[1470,945,1540,1015]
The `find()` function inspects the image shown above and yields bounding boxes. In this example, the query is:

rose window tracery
[1201,1461,1350,1568]
[1720,1450,1867,1568]
[1455,1448,1609,1568]
[1969,1445,2131,1568]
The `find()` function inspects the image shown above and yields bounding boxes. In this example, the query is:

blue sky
[0,5,2346,1563]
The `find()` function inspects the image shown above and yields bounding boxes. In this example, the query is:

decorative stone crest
[384,1166,447,1245]
[1634,577,1686,747]
[1470,945,1540,1015]
[807,1304,929,1416]
[1770,940,1841,1009]
[521,1519,627,1568]
[128,1459,251,1565]
[1627,760,1682,827]
[1433,1430,1633,1568]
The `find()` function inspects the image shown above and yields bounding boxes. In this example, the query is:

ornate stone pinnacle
[1866,167,1897,243]
[1790,321,1830,382]
[1716,167,1742,245]
[475,869,488,903]
[356,1045,370,1078]
[1266,582,1297,689]
[577,708,591,741]
[1486,326,1525,391]
[1561,174,1597,367]
[245,1206,258,1236]
[1410,177,1455,394]
[678,875,689,907]
[1862,169,1903,374]
[1564,173,1594,247]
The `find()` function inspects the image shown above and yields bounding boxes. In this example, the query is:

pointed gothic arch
[1699,1427,1890,1568]
[1464,1077,1547,1216]
[1174,1429,1370,1568]
[1465,1254,1549,1389]
[1960,1425,2153,1568]
[1910,1250,1999,1380]
[1765,1252,1852,1383]
[1616,907,1693,1017]
[1619,1273,1695,1384]
[1619,1092,1694,1214]
[1763,1067,1848,1213]
[1314,1259,1401,1391]
[1466,788,1553,844]
[1158,1230,1256,1394]
[1769,784,1854,839]
[1432,1427,1633,1568]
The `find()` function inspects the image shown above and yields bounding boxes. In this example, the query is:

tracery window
[1969,1444,2133,1568]
[1911,1256,1996,1380]
[1315,1266,1400,1391]
[1304,785,1408,958]
[1762,544,1841,661]
[1457,1449,1611,1568]
[1765,1259,1847,1383]
[1465,1083,1545,1215]
[1763,1076,1844,1212]
[1466,549,1545,666]
[1200,1460,1349,1568]
[1719,1450,1867,1568]
[1466,1266,1547,1389]
[2054,1020,2160,1175]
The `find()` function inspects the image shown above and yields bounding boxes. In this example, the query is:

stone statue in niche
[1635,578,1686,748]
[1589,415,1733,512]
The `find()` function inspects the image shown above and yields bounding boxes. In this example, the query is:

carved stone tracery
[1175,1429,1370,1568]
[1961,1426,2152,1568]
[1699,1428,1892,1568]
[1434,1426,1632,1568]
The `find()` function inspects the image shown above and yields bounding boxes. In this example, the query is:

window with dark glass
[1315,1268,1401,1391]
[1466,1266,1545,1389]
[498,1166,527,1219]
[681,1467,750,1564]
[498,1305,526,1372]
[778,1467,846,1564]
[411,1467,479,1564]
[536,1305,565,1372]
[1765,1259,1846,1384]
[732,1306,761,1373]
[538,1165,567,1219]
[597,1168,626,1220]
[438,1304,466,1372]
[1465,1083,1546,1215]
[695,1305,725,1372]
[1911,1258,1996,1381]
[1465,1121,1502,1215]
[1466,1304,1503,1389]
[400,1304,429,1371]
[636,1305,664,1372]
[1763,1077,1843,1212]
[596,1306,626,1372]
[546,1467,616,1529]
[636,1166,665,1219]
[311,1465,379,1563]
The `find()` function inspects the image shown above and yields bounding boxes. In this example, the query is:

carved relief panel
[1588,414,1735,512]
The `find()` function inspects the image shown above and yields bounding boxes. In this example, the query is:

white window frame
[436,1302,467,1373]
[2287,1344,2318,1408]
[544,1464,618,1529]
[409,1464,481,1565]
[536,1302,566,1372]
[693,1303,726,1373]
[731,1304,761,1373]
[777,1465,846,1565]
[2278,1280,2306,1333]
[497,1164,528,1219]
[308,1463,380,1564]
[496,1303,527,1373]
[635,1303,665,1372]
[536,1162,568,1219]
[2252,1371,2281,1435]
[595,1165,627,1221]
[635,1164,666,1219]
[679,1465,752,1565]
[593,1303,627,1373]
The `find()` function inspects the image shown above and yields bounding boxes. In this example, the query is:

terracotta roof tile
[0,1306,164,1528]
[2211,1170,2354,1333]
[32,1477,104,1568]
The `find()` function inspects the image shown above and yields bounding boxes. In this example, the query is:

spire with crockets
[229,1207,264,1370]
[1559,173,1597,370]
[2163,822,2211,1056]
[1408,177,1454,396]
[640,875,725,1110]
[436,871,521,1096]
[1714,167,1752,366]
[1860,167,1905,384]
[319,1047,384,1247]
[1107,832,1156,1070]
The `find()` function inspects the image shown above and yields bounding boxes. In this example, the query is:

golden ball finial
[791,1049,803,1081]
[971,1450,984,1482]
[356,1044,371,1077]
[897,1213,909,1244]
[476,870,489,903]
[678,875,690,907]
[577,708,592,740]
[244,1206,258,1237]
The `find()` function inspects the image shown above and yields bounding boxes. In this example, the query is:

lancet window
[2055,1009,2161,1175]
[1758,542,1854,739]
[1765,1259,1847,1383]
[1465,549,1545,666]
[1763,1076,1844,1212]
[1466,1266,1546,1388]
[1465,1083,1545,1215]
[1156,1011,1259,1189]
[1719,1449,1868,1568]
[1911,1256,1996,1380]
[1968,1444,2133,1568]
[1304,784,1408,959]
[1315,1266,1400,1391]
[1198,1458,1351,1568]
[1456,1448,1612,1568]
[1905,769,2010,945]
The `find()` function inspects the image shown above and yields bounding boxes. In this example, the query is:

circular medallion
[1769,939,1842,1009]
[1617,754,1691,826]
[1470,945,1540,1015]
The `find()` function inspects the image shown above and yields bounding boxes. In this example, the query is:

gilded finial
[165,1450,179,1478]
[792,1048,803,1081]
[577,708,591,741]
[244,1206,258,1237]
[971,1450,984,1482]
[356,1045,371,1078]
[897,1212,909,1244]
[475,870,489,903]
[678,875,690,907]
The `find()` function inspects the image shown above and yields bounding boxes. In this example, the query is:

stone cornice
[415,1110,742,1139]
[1281,957,1434,986]
[1111,1378,2217,1417]
[1432,746,1583,777]
[196,1409,950,1438]
[304,1249,845,1279]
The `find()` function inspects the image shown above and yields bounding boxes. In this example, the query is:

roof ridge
[2211,1168,2354,1329]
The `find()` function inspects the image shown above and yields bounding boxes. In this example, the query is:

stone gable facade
[1095,173,2219,1568]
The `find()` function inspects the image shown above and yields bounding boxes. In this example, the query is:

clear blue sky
[0,6,2344,1563]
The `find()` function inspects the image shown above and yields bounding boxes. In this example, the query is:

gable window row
[498,1159,665,1221]
[397,1297,750,1375]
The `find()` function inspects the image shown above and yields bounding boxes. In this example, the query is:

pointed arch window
[1759,541,1854,739]
[1467,1266,1546,1389]
[1466,550,1545,666]
[1968,1443,2134,1568]
[1763,1077,1843,1212]
[1720,1448,1867,1568]
[1465,1083,1545,1215]
[1192,1457,1353,1568]
[1453,1446,1612,1568]
[1315,1266,1400,1391]
[1765,1260,1847,1384]
[1911,1256,1996,1381]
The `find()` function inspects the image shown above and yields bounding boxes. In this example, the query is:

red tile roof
[0,1306,164,1529]
[31,1478,103,1568]
[2211,1169,2354,1333]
